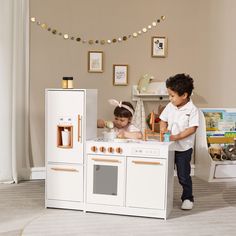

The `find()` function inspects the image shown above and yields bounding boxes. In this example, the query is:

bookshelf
[195,108,236,182]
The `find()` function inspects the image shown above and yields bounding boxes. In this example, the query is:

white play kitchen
[86,139,174,219]
[45,89,175,219]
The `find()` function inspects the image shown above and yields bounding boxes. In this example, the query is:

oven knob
[91,146,97,152]
[116,147,123,154]
[99,146,106,152]
[108,147,114,153]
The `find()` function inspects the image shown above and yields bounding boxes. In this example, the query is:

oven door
[86,154,125,206]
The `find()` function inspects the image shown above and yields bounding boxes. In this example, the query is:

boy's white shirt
[159,99,199,151]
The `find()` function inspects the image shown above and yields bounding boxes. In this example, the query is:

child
[159,73,199,210]
[97,99,142,139]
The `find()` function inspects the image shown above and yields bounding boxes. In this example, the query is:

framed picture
[151,36,167,57]
[113,64,128,86]
[88,51,103,72]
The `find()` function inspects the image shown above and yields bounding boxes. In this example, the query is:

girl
[97,99,142,139]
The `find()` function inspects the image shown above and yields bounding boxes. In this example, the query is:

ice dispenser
[57,117,73,148]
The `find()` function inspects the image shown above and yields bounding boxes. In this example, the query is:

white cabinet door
[47,164,83,202]
[46,90,84,164]
[126,157,166,209]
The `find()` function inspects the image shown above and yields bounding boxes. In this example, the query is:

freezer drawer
[126,157,166,209]
[47,163,83,202]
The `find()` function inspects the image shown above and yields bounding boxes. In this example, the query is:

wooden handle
[92,158,120,163]
[78,115,81,142]
[132,160,161,165]
[51,167,79,172]
[150,112,155,131]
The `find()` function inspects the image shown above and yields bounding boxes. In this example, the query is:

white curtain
[0,0,29,183]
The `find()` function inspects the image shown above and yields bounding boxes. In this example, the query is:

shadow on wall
[192,92,208,105]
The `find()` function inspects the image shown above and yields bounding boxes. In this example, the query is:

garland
[30,16,166,45]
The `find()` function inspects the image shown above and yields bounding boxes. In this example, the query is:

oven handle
[51,167,79,172]
[92,158,120,163]
[132,160,161,165]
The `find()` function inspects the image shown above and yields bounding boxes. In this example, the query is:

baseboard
[30,167,46,180]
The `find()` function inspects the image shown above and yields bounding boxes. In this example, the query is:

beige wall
[30,0,236,167]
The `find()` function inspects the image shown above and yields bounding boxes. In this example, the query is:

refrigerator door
[46,90,84,164]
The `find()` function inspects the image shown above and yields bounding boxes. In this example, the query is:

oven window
[93,165,118,195]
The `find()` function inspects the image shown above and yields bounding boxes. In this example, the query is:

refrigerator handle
[78,115,82,143]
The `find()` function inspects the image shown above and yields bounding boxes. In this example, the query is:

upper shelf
[132,85,169,101]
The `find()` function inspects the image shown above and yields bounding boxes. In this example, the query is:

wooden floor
[0,177,236,235]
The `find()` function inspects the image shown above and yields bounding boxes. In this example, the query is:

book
[202,110,225,131]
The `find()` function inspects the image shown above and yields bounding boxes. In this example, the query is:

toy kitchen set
[45,88,175,220]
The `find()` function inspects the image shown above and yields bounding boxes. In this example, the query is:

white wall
[29,0,236,167]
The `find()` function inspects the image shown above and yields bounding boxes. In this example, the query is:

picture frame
[151,36,167,58]
[88,51,103,72]
[113,64,128,86]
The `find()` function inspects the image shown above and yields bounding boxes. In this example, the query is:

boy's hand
[170,134,178,141]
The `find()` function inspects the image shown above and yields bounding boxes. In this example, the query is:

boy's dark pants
[175,148,194,202]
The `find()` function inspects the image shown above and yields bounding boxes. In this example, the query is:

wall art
[88,51,103,72]
[151,36,167,57]
[113,65,128,86]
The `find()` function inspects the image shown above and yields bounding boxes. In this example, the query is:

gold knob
[99,146,106,152]
[116,147,123,154]
[91,146,97,152]
[108,147,114,153]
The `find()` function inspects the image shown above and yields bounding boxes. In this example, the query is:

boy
[160,73,199,210]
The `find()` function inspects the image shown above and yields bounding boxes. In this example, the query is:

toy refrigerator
[45,89,97,210]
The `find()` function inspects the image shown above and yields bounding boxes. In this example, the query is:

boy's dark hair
[114,101,134,118]
[166,73,194,98]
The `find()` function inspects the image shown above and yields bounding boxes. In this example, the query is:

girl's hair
[114,101,134,118]
[166,73,194,98]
